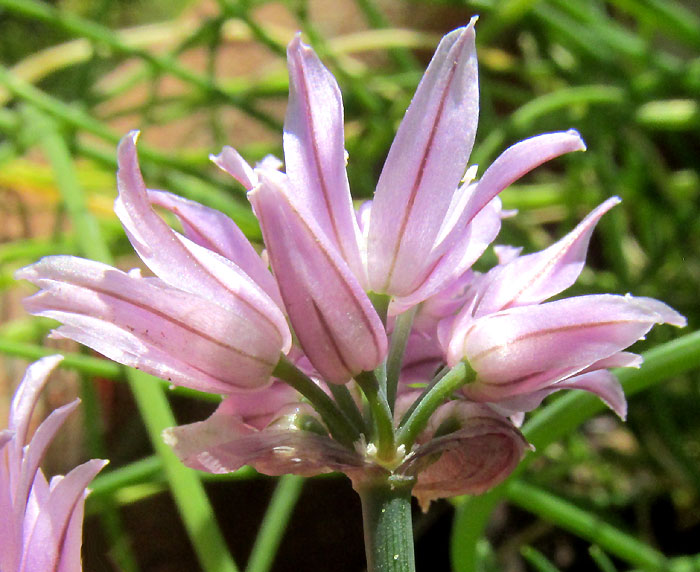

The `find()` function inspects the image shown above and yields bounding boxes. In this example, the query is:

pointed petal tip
[447,16,478,43]
[287,32,315,61]
[162,427,177,446]
[626,294,687,328]
[119,130,140,153]
[117,131,141,171]
[27,353,64,374]
[211,146,258,190]
[563,128,587,151]
[12,259,41,282]
[287,31,304,51]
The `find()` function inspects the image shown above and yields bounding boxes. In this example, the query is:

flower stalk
[397,361,476,450]
[355,370,396,464]
[358,474,416,572]
[272,356,359,448]
[386,306,417,411]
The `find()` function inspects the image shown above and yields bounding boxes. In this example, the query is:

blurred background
[0,0,699,570]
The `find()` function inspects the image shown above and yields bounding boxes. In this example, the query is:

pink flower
[0,356,106,572]
[440,197,686,419]
[16,19,686,510]
[365,19,586,306]
[449,294,684,417]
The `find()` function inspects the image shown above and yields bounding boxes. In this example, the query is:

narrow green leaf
[506,481,667,571]
[245,476,305,572]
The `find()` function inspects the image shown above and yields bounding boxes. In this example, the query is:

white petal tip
[288,32,310,56]
[162,428,177,446]
[565,129,587,151]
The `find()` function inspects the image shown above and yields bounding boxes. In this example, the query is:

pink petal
[581,351,643,372]
[19,256,285,393]
[396,195,503,307]
[147,189,283,307]
[460,130,586,226]
[16,400,80,521]
[22,459,106,572]
[555,369,627,419]
[454,294,685,401]
[368,19,479,296]
[473,197,620,316]
[6,355,64,497]
[249,170,387,384]
[489,366,630,420]
[284,35,365,283]
[210,146,258,190]
[0,430,12,450]
[8,355,63,452]
[399,333,444,387]
[115,132,291,350]
[216,384,301,431]
[399,401,528,510]
[56,488,87,572]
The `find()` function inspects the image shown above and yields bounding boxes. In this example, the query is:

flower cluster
[17,20,684,509]
[1,356,106,571]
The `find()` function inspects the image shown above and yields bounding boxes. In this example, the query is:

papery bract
[164,384,368,478]
[398,400,529,511]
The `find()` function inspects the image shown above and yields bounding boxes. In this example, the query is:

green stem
[397,361,476,450]
[328,383,367,435]
[28,107,110,263]
[357,475,416,572]
[0,337,122,378]
[130,371,240,572]
[0,66,241,191]
[272,356,359,448]
[355,370,395,462]
[386,306,416,412]
[368,292,391,327]
[505,480,667,571]
[245,475,304,572]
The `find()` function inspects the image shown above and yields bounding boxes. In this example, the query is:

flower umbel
[17,18,685,554]
[0,356,106,572]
